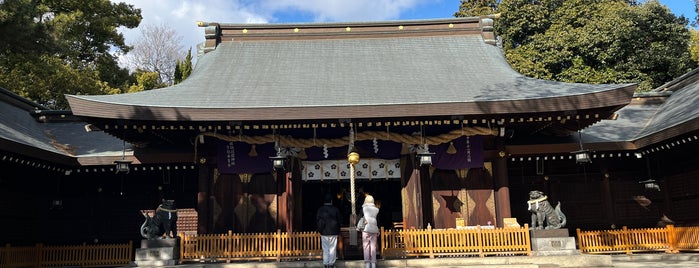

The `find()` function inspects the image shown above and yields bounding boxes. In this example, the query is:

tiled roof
[583,103,661,143]
[66,18,635,121]
[0,88,130,164]
[585,71,699,149]
[635,81,699,140]
[0,97,63,155]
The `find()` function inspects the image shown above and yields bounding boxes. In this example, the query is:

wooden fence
[0,241,133,267]
[11,223,694,265]
[380,224,532,258]
[180,230,322,262]
[577,225,699,254]
[674,226,699,251]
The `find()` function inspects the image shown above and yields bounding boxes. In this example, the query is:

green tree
[0,0,141,109]
[127,70,164,92]
[454,0,499,17]
[174,60,181,85]
[495,0,694,91]
[690,29,699,63]
[95,53,136,90]
[174,48,193,84]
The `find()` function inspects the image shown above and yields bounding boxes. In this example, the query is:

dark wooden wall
[508,141,699,233]
[0,160,197,246]
[1,140,696,247]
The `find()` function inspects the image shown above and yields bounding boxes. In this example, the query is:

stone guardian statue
[527,190,566,230]
[140,199,178,239]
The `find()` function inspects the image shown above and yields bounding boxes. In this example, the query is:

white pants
[321,235,338,265]
[362,232,378,263]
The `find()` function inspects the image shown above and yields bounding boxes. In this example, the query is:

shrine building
[1,16,698,245]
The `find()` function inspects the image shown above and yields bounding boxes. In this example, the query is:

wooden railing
[0,241,133,267]
[577,225,699,254]
[380,224,532,258]
[179,230,321,262]
[674,226,699,251]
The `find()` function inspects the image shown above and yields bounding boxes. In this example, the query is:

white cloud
[111,0,433,68]
[112,0,264,68]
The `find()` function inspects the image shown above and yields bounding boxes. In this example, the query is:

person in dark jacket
[316,193,342,268]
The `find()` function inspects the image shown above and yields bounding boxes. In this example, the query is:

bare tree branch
[124,23,184,85]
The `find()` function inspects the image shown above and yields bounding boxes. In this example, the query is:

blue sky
[112,0,697,61]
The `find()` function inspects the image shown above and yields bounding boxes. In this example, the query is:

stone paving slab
[130,254,611,268]
[126,253,699,268]
[610,253,699,268]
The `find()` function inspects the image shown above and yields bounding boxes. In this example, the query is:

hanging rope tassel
[248,144,258,157]
[447,141,457,154]
[400,143,410,155]
[298,148,307,159]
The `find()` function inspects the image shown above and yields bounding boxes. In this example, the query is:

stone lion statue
[140,199,178,239]
[527,190,566,230]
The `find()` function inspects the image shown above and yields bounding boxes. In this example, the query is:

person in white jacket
[360,194,379,268]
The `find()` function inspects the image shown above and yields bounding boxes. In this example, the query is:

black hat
[324,193,333,203]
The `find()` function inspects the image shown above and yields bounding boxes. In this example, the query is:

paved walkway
[610,253,699,268]
[132,253,699,267]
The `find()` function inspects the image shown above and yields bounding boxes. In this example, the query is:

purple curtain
[217,141,275,174]
[432,135,484,170]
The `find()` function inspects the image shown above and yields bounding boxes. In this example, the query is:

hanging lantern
[639,179,660,191]
[115,138,131,173]
[114,159,132,174]
[572,149,591,164]
[572,130,591,164]
[638,158,659,191]
[269,150,286,170]
[50,199,63,210]
[417,144,435,166]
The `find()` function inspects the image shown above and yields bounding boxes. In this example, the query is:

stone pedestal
[134,238,180,266]
[530,229,579,256]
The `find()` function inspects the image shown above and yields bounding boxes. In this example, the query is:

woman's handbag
[356,217,367,231]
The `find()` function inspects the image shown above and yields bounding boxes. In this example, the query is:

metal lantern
[114,159,132,174]
[639,179,660,191]
[417,150,435,166]
[572,149,591,164]
[572,131,591,164]
[269,152,286,170]
[50,199,63,210]
[417,144,435,166]
[639,158,659,191]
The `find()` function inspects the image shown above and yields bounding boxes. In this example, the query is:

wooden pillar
[293,169,303,231]
[197,164,210,234]
[600,169,616,227]
[657,156,673,219]
[419,164,434,227]
[286,173,294,232]
[493,138,511,227]
[275,168,290,232]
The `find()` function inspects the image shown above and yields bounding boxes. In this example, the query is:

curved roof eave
[631,81,699,148]
[583,77,699,152]
[67,85,635,121]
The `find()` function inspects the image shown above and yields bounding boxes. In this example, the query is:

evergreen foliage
[174,48,193,85]
[454,0,498,17]
[0,0,142,109]
[456,0,696,91]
